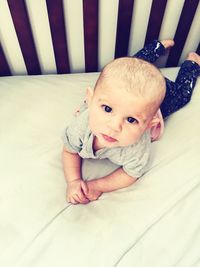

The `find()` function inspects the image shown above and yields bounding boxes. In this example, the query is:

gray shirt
[63,108,151,178]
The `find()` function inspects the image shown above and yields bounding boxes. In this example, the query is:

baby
[62,40,200,205]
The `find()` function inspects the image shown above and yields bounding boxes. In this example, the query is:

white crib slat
[179,2,200,64]
[128,0,153,56]
[166,0,199,67]
[63,0,85,73]
[158,0,185,67]
[98,0,119,70]
[26,0,57,74]
[159,0,185,41]
[0,1,27,75]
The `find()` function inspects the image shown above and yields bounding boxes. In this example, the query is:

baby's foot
[186,52,200,66]
[160,39,175,49]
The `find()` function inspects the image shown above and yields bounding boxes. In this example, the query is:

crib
[0,1,200,267]
[0,0,200,76]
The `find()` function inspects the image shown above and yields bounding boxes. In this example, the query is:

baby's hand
[84,180,102,201]
[66,179,89,205]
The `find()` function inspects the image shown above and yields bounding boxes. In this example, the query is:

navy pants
[134,40,200,118]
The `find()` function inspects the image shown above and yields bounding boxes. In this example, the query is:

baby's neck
[93,136,105,152]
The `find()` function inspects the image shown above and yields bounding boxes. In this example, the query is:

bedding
[0,68,200,267]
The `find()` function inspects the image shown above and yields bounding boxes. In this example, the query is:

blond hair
[95,57,166,114]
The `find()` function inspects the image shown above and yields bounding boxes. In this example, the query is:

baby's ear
[86,87,94,106]
[147,116,160,129]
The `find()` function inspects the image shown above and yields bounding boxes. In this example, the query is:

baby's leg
[133,40,174,63]
[133,40,200,118]
[160,53,200,118]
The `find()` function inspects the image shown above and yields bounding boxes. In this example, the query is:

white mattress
[0,69,200,267]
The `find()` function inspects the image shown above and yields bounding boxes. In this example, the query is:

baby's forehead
[96,87,155,108]
[95,79,135,97]
[95,80,153,100]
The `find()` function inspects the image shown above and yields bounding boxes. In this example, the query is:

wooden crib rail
[0,0,199,76]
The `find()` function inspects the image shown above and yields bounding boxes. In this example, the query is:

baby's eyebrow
[98,97,108,102]
[142,118,147,124]
[134,113,147,124]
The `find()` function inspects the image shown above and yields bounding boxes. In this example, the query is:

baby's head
[87,57,166,148]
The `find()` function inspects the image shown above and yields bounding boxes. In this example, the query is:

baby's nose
[108,116,122,132]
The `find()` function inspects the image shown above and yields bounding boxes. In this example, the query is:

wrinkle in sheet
[15,205,71,266]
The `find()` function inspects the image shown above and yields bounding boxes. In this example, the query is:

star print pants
[134,40,200,118]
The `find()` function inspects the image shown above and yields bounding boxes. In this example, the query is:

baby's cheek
[123,130,141,146]
[89,116,99,133]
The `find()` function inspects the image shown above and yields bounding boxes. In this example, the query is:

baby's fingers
[76,192,90,204]
[67,195,79,205]
[81,180,88,195]
[67,192,89,204]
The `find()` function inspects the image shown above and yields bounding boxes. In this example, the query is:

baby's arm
[62,146,89,204]
[85,168,136,201]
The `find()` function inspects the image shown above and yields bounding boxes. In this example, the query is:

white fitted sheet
[0,69,200,267]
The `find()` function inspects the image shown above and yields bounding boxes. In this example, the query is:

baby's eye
[127,117,137,124]
[102,105,112,113]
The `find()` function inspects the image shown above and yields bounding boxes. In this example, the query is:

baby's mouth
[102,134,117,143]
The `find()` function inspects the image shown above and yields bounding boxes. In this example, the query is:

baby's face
[87,82,154,149]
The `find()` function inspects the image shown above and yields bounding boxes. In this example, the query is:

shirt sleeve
[122,132,151,179]
[63,110,88,153]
